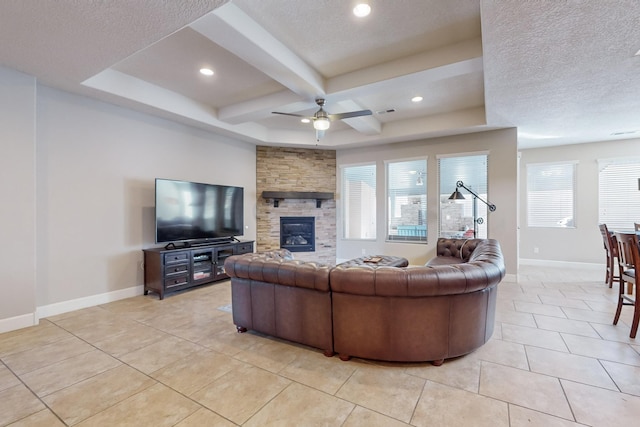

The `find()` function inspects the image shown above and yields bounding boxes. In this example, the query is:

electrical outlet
[362,248,366,255]
[533,247,539,254]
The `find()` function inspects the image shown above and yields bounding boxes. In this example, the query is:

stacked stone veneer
[256,146,336,264]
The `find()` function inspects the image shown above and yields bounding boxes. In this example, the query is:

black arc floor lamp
[449,180,497,237]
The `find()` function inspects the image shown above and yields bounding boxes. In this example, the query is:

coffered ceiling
[1,0,639,149]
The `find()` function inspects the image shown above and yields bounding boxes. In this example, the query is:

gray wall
[336,129,518,274]
[0,66,257,332]
[0,67,37,331]
[519,138,640,264]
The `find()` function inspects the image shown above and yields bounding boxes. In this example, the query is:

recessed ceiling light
[301,118,311,124]
[199,68,214,76]
[353,3,371,17]
[411,96,423,103]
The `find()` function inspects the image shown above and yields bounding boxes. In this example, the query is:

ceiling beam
[334,100,381,135]
[190,3,325,100]
[218,90,308,124]
[212,37,482,126]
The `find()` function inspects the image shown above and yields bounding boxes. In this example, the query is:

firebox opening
[280,216,315,252]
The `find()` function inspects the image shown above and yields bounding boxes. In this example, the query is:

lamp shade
[449,188,465,200]
[313,117,330,130]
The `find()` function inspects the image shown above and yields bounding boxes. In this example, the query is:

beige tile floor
[1,264,640,426]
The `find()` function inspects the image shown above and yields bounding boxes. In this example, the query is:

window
[342,163,376,239]
[438,154,489,238]
[599,157,640,229]
[527,162,576,228]
[386,159,427,242]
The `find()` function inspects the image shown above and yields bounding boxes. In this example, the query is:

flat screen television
[155,178,244,245]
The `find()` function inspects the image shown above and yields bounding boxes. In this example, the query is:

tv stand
[143,240,254,299]
[190,237,235,247]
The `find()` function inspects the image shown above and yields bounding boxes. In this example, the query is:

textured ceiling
[482,0,640,148]
[1,0,639,149]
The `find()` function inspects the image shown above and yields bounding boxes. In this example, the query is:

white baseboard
[0,312,38,334]
[502,273,518,283]
[519,258,603,270]
[36,285,144,320]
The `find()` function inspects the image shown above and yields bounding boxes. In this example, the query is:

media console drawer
[143,240,254,299]
[235,243,254,254]
[165,264,188,275]
[165,252,189,264]
[165,274,189,289]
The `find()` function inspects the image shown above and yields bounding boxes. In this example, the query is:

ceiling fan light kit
[313,117,330,130]
[273,98,372,140]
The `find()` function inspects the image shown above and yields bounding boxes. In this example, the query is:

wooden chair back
[599,224,617,257]
[614,232,640,274]
[613,231,640,338]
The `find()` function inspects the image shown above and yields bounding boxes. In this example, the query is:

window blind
[527,162,576,228]
[598,157,640,229]
[342,163,376,239]
[438,154,489,238]
[386,159,427,242]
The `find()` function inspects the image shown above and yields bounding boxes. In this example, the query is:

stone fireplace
[256,146,336,264]
[280,216,315,252]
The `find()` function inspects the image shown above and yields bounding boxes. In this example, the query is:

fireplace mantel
[262,191,334,208]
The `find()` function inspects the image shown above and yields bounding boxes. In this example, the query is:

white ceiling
[1,0,639,149]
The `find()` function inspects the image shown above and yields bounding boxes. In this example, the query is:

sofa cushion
[424,256,465,266]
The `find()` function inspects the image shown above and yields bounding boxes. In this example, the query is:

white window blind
[438,154,489,238]
[386,159,427,242]
[599,157,640,229]
[527,162,576,228]
[342,163,376,239]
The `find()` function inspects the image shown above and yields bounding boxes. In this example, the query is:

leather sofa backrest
[330,239,505,297]
[224,252,331,292]
[436,238,482,261]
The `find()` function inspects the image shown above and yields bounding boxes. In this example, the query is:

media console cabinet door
[143,241,254,299]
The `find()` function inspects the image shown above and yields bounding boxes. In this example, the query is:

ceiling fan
[272,98,372,140]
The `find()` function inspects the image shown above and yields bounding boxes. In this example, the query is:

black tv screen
[155,178,244,244]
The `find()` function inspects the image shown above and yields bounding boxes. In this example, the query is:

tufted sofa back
[330,238,505,297]
[224,249,331,292]
[437,238,482,260]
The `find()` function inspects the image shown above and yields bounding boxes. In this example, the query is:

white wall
[0,71,257,332]
[336,129,518,274]
[0,67,37,332]
[519,138,640,264]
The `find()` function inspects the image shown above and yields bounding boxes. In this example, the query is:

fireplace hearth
[280,216,315,252]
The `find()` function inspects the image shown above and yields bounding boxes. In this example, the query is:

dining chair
[599,224,619,288]
[613,232,640,338]
[635,223,640,232]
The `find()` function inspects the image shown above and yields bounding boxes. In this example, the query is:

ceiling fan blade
[329,109,373,121]
[272,111,307,118]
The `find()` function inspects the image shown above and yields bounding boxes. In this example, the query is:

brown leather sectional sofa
[223,238,505,365]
